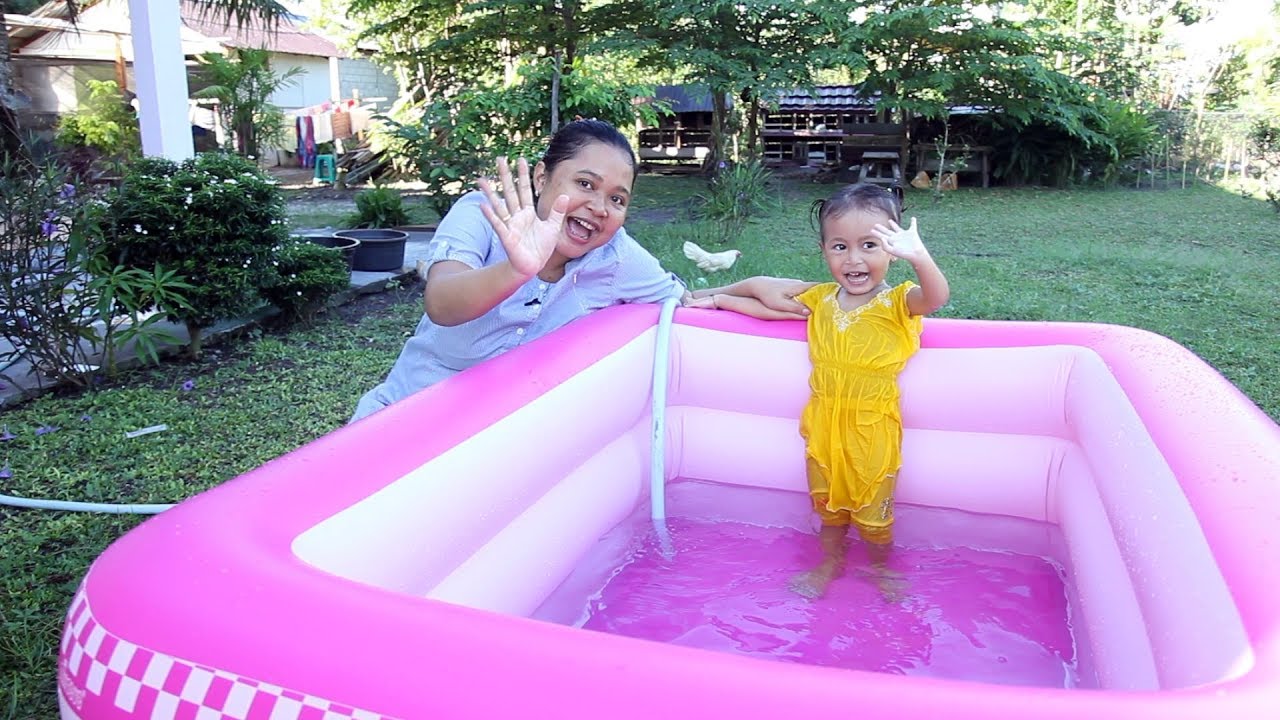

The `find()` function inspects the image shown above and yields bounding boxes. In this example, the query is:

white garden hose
[649,298,679,558]
[0,494,174,514]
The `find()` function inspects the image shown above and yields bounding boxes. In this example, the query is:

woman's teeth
[567,217,596,241]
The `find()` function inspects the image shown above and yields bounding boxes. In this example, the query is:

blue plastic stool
[313,154,336,184]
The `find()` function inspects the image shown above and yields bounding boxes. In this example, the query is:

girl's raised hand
[478,157,568,279]
[872,217,928,262]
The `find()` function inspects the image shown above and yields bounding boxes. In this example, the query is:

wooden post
[114,35,128,92]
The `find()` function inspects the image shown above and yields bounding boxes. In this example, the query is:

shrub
[0,154,191,392]
[345,185,409,228]
[1250,118,1280,212]
[259,240,350,323]
[696,158,774,244]
[99,152,290,355]
[54,80,140,159]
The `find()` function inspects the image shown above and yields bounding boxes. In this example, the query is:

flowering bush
[259,240,350,323]
[0,155,192,391]
[99,152,290,355]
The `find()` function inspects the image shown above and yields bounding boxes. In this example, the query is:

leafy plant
[259,239,350,322]
[192,48,301,159]
[383,93,545,217]
[0,155,192,392]
[54,79,140,159]
[1250,118,1280,212]
[98,152,290,356]
[344,185,409,228]
[696,158,774,244]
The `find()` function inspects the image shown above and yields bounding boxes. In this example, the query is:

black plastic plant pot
[300,234,361,272]
[335,229,408,272]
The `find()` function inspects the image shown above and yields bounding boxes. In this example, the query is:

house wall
[338,56,399,109]
[269,53,333,111]
[13,61,129,114]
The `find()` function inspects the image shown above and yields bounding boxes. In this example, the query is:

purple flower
[81,414,92,422]
[0,465,10,479]
[60,183,77,199]
[41,219,56,236]
[35,424,59,436]
[0,425,15,442]
[181,379,195,392]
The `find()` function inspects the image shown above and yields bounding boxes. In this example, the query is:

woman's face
[532,141,634,261]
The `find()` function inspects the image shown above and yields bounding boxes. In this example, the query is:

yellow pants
[807,457,896,545]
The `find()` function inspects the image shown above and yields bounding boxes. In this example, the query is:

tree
[351,0,646,132]
[627,0,847,164]
[844,1,1104,188]
[1,0,289,158]
[192,47,302,158]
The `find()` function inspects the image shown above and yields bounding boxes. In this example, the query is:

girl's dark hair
[809,182,903,241]
[541,118,637,177]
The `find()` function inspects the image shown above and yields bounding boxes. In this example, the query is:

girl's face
[532,141,634,261]
[820,209,895,297]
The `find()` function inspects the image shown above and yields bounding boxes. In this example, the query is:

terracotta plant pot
[335,229,409,272]
[299,234,360,272]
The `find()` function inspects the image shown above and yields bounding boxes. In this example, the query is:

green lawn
[2,177,1278,717]
[631,176,1280,417]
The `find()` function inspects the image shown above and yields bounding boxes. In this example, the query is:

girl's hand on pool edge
[479,157,566,279]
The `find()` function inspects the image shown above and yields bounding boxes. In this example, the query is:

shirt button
[538,283,547,290]
[516,327,525,336]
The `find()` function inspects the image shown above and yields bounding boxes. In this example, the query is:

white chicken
[682,241,742,272]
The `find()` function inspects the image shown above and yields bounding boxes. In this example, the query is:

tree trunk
[709,89,729,172]
[549,51,561,134]
[186,322,204,358]
[743,89,760,160]
[0,6,27,161]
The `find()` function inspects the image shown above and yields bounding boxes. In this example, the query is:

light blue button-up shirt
[352,192,685,421]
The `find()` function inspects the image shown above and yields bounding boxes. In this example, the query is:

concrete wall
[338,56,400,110]
[12,61,126,113]
[269,53,333,111]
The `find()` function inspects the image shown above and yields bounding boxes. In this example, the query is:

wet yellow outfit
[794,281,922,544]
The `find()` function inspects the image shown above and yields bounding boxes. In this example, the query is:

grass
[631,175,1280,417]
[0,288,425,718]
[3,176,1279,718]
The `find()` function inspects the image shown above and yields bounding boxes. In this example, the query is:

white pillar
[329,56,341,101]
[128,0,194,160]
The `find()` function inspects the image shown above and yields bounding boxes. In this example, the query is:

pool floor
[533,481,1085,688]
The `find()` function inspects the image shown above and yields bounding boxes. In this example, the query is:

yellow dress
[795,282,922,537]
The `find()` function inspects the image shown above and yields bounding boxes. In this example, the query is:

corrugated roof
[9,0,344,59]
[772,86,880,111]
[181,1,344,58]
[652,85,728,114]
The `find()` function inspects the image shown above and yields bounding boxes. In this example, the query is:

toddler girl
[695,183,950,600]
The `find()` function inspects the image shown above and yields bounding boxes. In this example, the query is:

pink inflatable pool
[58,306,1280,719]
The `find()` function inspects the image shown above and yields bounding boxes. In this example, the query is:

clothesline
[290,99,377,168]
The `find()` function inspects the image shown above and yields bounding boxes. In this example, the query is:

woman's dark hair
[809,182,903,241]
[541,119,637,177]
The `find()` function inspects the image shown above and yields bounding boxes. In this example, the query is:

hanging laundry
[332,111,352,140]
[313,113,334,145]
[349,107,373,135]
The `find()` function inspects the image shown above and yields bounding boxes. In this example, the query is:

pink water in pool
[534,481,1085,688]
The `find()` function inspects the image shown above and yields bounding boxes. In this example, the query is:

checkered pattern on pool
[59,585,396,720]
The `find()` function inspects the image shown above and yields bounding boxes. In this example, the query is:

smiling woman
[350,119,813,422]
